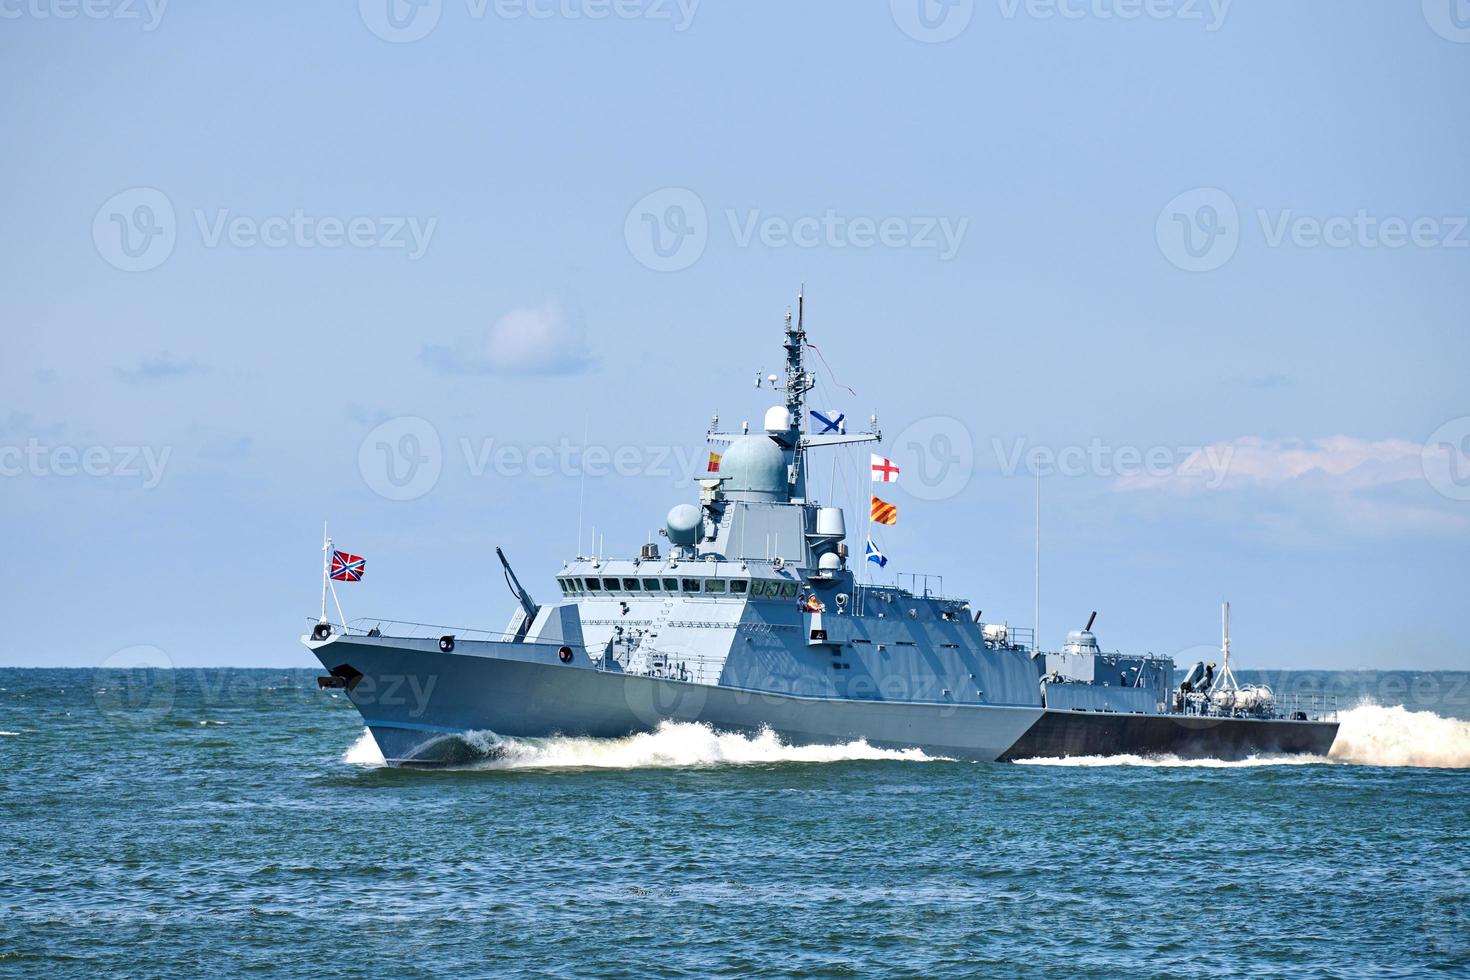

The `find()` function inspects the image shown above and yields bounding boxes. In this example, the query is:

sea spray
[342,721,938,769]
[1328,703,1470,768]
[343,729,386,766]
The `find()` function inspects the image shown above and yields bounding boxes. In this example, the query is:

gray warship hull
[308,635,1339,766]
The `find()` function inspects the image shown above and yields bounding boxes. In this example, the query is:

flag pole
[329,575,347,627]
[320,521,330,624]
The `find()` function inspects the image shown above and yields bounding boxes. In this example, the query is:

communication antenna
[1034,468,1041,653]
[1216,600,1240,691]
[575,414,589,558]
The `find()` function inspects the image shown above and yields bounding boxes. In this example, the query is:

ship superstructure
[306,294,1338,765]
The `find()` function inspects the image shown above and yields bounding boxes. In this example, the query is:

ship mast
[707,288,881,503]
[783,288,813,497]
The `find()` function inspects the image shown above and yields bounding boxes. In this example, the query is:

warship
[306,293,1339,765]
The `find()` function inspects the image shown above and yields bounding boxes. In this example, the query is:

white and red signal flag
[871,454,900,483]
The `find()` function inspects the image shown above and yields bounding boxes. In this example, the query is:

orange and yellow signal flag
[870,495,898,525]
[707,451,722,473]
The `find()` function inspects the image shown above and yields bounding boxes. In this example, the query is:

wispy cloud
[420,300,595,376]
[0,412,67,438]
[1115,435,1470,537]
[116,355,209,384]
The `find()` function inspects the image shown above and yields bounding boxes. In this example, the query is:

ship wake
[342,721,941,770]
[1016,703,1470,770]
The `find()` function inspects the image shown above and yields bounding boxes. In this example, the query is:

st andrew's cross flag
[330,550,366,582]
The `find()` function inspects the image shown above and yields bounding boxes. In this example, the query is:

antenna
[575,414,589,558]
[1222,600,1231,669]
[1034,469,1041,653]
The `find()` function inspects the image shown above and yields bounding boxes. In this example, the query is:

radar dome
[718,434,787,498]
[666,504,701,545]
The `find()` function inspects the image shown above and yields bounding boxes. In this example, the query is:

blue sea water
[2,668,1469,977]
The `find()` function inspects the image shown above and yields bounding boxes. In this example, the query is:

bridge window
[749,580,766,597]
[585,578,601,592]
[779,581,799,598]
[681,578,701,593]
[623,578,640,591]
[705,579,726,594]
[642,578,661,591]
[730,580,748,595]
[662,578,678,591]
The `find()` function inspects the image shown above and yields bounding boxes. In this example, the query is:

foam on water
[1327,703,1470,768]
[1015,753,1327,768]
[343,729,386,766]
[341,722,939,769]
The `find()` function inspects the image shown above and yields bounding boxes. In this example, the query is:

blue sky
[2,0,1467,669]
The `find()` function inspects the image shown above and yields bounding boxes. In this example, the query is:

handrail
[307,616,522,643]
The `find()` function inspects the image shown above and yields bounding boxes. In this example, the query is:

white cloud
[1114,435,1470,538]
[420,300,595,376]
[1116,435,1426,494]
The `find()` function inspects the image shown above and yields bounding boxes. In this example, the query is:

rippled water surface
[2,668,1468,977]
